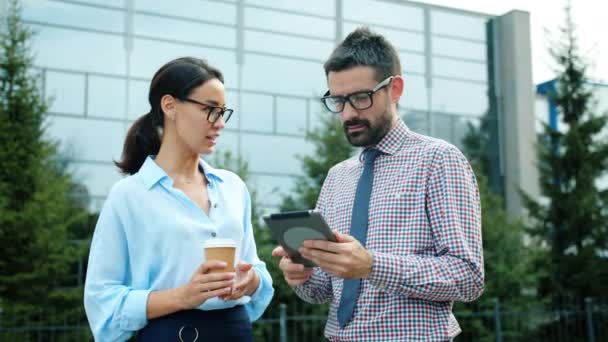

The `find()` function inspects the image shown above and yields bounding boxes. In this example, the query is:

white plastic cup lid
[204,238,236,248]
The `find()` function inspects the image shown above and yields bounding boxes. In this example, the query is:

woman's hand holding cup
[176,260,235,310]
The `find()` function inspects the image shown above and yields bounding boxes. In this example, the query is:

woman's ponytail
[114,111,161,175]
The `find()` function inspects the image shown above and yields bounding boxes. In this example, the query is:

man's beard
[343,110,393,147]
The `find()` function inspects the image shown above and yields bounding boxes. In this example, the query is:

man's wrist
[364,250,374,279]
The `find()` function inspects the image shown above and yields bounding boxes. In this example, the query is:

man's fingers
[333,230,355,243]
[301,247,344,265]
[279,257,307,272]
[272,246,288,257]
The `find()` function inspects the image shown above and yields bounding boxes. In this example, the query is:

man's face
[327,66,397,147]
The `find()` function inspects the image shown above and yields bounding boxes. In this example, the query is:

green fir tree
[522,4,608,303]
[0,0,90,326]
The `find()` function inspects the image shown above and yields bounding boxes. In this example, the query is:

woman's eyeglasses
[179,98,234,124]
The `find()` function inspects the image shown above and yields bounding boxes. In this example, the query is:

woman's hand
[176,260,235,310]
[220,262,260,301]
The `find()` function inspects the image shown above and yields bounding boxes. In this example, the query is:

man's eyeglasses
[179,98,234,124]
[320,76,394,113]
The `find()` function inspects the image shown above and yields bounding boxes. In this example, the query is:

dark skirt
[136,306,253,342]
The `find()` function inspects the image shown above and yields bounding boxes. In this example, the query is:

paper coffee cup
[204,238,236,273]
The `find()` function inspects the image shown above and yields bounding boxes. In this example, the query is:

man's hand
[299,231,373,279]
[272,246,314,286]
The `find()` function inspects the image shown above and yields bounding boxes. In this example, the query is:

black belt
[136,306,253,342]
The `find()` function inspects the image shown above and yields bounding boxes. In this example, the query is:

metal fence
[1,298,607,341]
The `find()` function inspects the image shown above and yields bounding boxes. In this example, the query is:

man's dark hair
[324,27,401,81]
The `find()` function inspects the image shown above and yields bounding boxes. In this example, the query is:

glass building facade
[17,0,517,214]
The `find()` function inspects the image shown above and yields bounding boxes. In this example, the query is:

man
[272,27,484,341]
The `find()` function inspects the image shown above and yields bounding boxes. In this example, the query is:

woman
[84,57,273,341]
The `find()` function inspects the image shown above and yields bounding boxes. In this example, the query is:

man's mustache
[343,119,370,129]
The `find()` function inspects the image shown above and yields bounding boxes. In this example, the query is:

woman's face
[171,78,228,155]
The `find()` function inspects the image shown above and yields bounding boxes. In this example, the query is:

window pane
[46,71,85,115]
[433,57,487,82]
[245,30,333,61]
[431,10,488,41]
[31,26,126,74]
[431,78,487,116]
[402,109,430,135]
[431,113,480,149]
[344,22,424,53]
[402,75,428,111]
[240,134,313,175]
[276,97,308,135]
[212,130,239,159]
[245,0,334,17]
[344,0,423,31]
[71,162,123,198]
[242,55,325,97]
[240,93,274,133]
[129,39,237,85]
[134,14,236,48]
[128,80,151,120]
[88,75,127,119]
[432,37,486,62]
[249,174,297,207]
[401,52,425,74]
[60,0,124,8]
[22,0,124,33]
[46,116,126,162]
[245,7,334,39]
[135,0,236,25]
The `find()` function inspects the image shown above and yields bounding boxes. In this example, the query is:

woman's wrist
[172,287,188,310]
[246,270,260,296]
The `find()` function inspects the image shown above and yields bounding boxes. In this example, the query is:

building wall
[22,0,494,214]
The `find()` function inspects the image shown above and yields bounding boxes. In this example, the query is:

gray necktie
[337,148,381,328]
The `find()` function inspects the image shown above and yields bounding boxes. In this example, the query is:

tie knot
[362,148,381,165]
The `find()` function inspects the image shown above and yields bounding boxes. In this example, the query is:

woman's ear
[389,75,404,103]
[160,94,177,121]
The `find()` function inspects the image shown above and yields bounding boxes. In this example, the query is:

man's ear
[160,94,177,121]
[389,76,404,103]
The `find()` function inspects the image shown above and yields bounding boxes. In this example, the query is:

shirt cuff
[118,289,151,331]
[368,251,405,294]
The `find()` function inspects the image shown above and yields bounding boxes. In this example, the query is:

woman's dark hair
[115,57,224,175]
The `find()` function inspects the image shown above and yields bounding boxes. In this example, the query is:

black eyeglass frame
[320,76,395,113]
[178,98,234,124]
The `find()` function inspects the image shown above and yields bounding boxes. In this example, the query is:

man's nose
[340,101,358,121]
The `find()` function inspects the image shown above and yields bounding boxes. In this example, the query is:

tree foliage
[0,0,90,317]
[522,4,608,302]
[456,116,540,340]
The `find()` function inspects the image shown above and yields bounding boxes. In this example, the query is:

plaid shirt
[294,120,484,342]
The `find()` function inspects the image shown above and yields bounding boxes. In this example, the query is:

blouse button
[213,203,218,208]
[211,232,217,237]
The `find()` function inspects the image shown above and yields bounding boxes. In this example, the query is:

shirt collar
[368,118,410,156]
[138,156,224,190]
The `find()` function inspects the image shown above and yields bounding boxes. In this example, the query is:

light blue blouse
[84,156,274,341]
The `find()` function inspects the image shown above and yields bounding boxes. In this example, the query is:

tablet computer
[263,210,336,267]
